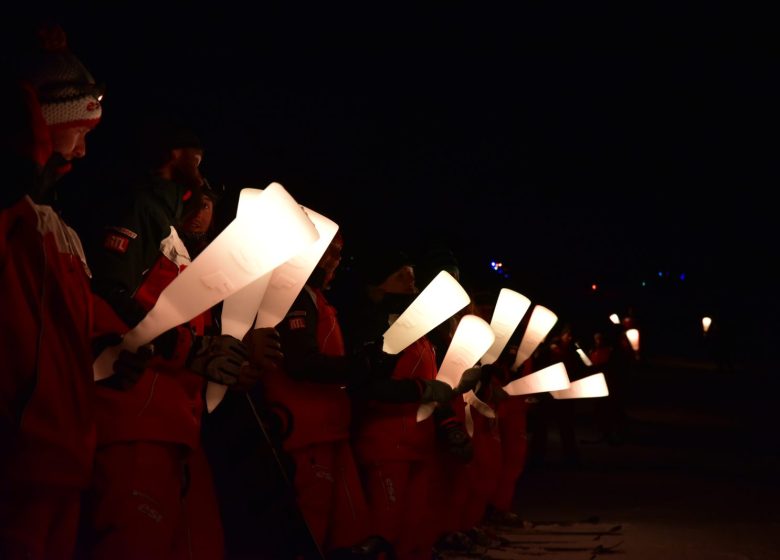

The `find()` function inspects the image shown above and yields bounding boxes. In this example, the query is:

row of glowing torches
[92,182,610,418]
[608,313,714,356]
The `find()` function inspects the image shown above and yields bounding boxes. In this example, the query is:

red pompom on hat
[22,24,102,130]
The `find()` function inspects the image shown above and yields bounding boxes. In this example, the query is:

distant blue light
[504,273,510,279]
[657,271,663,277]
[491,261,496,267]
[679,273,686,281]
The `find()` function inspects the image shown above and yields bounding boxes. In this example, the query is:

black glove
[437,418,474,463]
[360,340,401,379]
[244,327,284,370]
[98,345,154,391]
[187,335,249,386]
[420,379,454,403]
[454,366,483,395]
[492,385,510,403]
[91,332,123,359]
[479,363,504,383]
[150,328,179,360]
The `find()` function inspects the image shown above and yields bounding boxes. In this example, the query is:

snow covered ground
[440,356,780,559]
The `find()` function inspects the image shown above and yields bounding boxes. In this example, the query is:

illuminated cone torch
[207,199,339,411]
[94,182,319,380]
[511,305,558,372]
[625,328,640,352]
[503,362,570,395]
[417,314,495,422]
[382,270,470,355]
[481,288,531,365]
[551,372,609,399]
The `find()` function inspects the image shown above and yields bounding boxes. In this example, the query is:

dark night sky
[7,4,777,352]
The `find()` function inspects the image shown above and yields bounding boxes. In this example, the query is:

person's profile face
[184,195,214,234]
[379,265,417,295]
[320,239,343,275]
[48,125,92,175]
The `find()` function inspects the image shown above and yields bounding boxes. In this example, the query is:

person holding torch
[83,121,282,559]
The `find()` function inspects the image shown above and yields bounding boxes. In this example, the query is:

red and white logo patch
[107,226,138,239]
[288,317,306,330]
[104,233,129,254]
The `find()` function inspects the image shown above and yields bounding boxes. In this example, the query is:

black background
[6,4,777,360]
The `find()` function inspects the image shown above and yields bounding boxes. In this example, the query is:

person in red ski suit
[343,245,469,560]
[0,22,143,560]
[83,122,278,560]
[266,231,401,557]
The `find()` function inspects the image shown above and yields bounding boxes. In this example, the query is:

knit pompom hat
[356,244,414,286]
[22,24,102,130]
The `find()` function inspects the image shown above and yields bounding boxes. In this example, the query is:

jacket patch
[104,233,129,253]
[288,317,306,330]
[107,225,138,239]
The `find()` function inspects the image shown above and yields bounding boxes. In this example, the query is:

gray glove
[454,366,483,395]
[187,335,248,386]
[421,379,455,404]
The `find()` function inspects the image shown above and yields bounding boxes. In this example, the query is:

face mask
[380,292,417,315]
[308,267,328,289]
[30,152,69,203]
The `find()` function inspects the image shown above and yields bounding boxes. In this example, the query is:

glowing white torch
[551,372,609,399]
[94,182,319,380]
[503,362,570,396]
[417,314,495,422]
[480,288,531,365]
[511,305,558,372]
[382,270,470,355]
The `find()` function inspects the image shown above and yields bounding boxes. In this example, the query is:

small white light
[626,328,640,352]
[576,347,593,366]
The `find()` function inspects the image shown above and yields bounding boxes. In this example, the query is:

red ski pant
[362,459,438,560]
[461,432,502,529]
[429,452,471,538]
[491,407,529,512]
[291,439,371,553]
[84,441,221,560]
[186,445,224,560]
[0,486,80,560]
